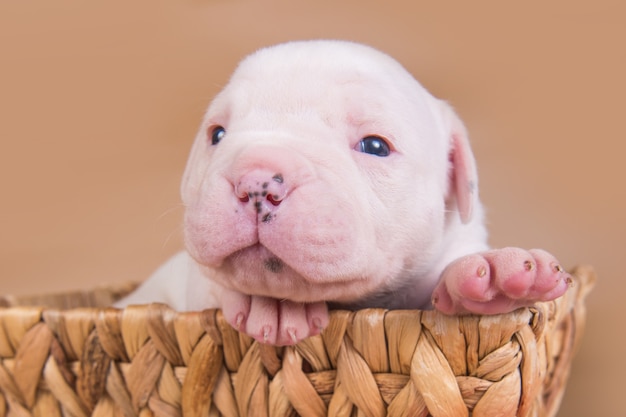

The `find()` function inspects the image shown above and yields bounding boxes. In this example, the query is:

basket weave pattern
[0,266,594,417]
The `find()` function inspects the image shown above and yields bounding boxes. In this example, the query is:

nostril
[267,194,282,206]
[237,190,250,203]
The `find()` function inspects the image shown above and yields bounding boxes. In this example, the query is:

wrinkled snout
[235,169,289,222]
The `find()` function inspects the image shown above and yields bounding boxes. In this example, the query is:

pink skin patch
[221,288,329,345]
[431,247,572,315]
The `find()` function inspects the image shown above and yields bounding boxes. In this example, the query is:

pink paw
[432,248,572,315]
[221,289,329,345]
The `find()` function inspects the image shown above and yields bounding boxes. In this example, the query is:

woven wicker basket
[0,266,594,417]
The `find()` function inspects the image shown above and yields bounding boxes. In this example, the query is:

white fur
[117,40,568,345]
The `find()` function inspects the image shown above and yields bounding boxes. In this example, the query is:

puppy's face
[181,41,455,304]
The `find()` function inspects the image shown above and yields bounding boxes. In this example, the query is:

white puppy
[118,40,570,345]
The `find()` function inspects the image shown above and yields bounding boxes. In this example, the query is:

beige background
[1,1,623,415]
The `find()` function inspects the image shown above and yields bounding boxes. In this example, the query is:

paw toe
[221,289,251,332]
[483,247,538,299]
[276,300,308,345]
[306,302,329,336]
[440,254,495,302]
[246,296,279,344]
[527,249,569,297]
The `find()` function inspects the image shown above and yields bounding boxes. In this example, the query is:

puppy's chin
[197,244,373,303]
[228,244,291,278]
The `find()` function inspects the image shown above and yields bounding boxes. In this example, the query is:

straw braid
[0,266,594,417]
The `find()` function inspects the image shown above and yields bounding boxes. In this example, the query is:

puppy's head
[181,40,478,305]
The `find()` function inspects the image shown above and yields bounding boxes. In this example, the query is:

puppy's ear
[440,101,478,224]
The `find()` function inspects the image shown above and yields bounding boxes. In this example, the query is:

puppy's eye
[356,136,391,157]
[209,126,226,145]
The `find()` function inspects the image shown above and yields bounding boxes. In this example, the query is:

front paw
[432,247,572,315]
[220,290,329,345]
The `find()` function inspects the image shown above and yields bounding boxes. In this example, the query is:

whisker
[161,223,185,250]
[157,203,185,221]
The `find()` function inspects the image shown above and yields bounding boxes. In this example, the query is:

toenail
[553,263,564,273]
[431,294,439,305]
[235,313,245,330]
[477,265,487,277]
[524,260,535,271]
[313,318,323,331]
[566,276,574,287]
[263,326,271,343]
[288,328,298,344]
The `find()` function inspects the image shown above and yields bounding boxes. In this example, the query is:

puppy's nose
[235,170,287,219]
